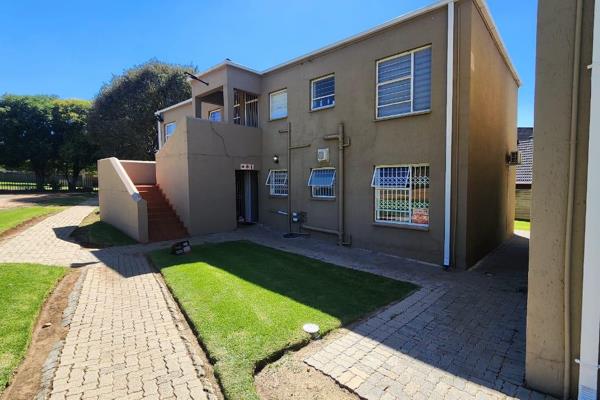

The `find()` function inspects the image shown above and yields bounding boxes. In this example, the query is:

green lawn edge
[70,208,137,248]
[149,240,418,400]
[0,263,67,392]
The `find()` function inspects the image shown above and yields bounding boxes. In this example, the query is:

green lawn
[70,209,136,247]
[0,207,62,235]
[0,194,95,236]
[515,220,531,231]
[0,263,66,391]
[150,241,416,400]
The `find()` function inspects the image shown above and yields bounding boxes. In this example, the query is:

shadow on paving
[305,236,544,399]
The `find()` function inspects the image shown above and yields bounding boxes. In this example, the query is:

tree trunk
[34,170,45,191]
[68,166,81,192]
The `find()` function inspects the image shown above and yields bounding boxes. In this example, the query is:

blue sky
[0,0,537,126]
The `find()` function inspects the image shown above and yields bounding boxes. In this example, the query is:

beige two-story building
[99,0,519,269]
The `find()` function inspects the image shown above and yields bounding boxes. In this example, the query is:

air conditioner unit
[317,148,329,163]
[506,150,522,166]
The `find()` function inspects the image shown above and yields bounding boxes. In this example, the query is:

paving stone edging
[150,263,219,400]
[36,269,88,400]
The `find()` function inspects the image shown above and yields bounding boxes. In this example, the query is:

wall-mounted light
[273,155,279,164]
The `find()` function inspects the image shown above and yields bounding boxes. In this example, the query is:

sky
[0,0,537,127]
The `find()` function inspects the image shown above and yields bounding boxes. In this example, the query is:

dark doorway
[235,170,259,224]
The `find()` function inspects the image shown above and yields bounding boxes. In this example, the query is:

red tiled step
[135,184,188,242]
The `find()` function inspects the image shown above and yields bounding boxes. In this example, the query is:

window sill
[269,195,288,199]
[310,105,335,113]
[374,109,431,122]
[311,196,336,201]
[373,222,429,232]
[269,116,288,122]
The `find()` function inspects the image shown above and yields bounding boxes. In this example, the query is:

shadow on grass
[2,192,96,207]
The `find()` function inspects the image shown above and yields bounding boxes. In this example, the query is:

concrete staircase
[135,185,188,242]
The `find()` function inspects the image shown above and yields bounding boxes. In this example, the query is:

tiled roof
[516,128,533,184]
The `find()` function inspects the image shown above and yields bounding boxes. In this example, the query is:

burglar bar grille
[372,164,430,226]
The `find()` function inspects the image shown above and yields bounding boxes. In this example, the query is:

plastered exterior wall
[156,117,191,230]
[160,102,193,142]
[156,117,262,235]
[526,0,593,396]
[186,118,262,234]
[148,0,517,269]
[259,6,450,264]
[98,158,148,242]
[120,160,156,185]
[462,1,517,267]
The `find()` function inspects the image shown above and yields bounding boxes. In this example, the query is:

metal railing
[0,171,98,192]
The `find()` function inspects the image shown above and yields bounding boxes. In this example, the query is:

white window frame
[208,109,222,122]
[269,89,288,120]
[265,169,288,197]
[165,122,176,140]
[310,74,335,111]
[375,45,432,120]
[308,167,336,199]
[371,164,430,227]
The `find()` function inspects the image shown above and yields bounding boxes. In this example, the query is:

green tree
[88,60,195,160]
[0,95,59,189]
[51,99,96,191]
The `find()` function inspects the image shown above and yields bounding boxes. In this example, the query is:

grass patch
[0,194,95,236]
[150,241,416,400]
[515,220,531,231]
[0,207,62,235]
[0,263,66,391]
[71,209,136,247]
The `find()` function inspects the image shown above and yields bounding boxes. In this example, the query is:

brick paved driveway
[0,203,218,400]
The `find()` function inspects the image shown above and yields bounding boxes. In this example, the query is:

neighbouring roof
[190,0,521,86]
[516,128,534,185]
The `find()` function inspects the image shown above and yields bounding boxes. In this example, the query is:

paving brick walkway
[0,203,218,400]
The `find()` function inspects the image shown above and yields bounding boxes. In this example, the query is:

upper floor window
[265,169,288,197]
[308,168,336,198]
[208,109,222,122]
[376,46,432,119]
[165,122,176,140]
[371,164,430,227]
[311,74,335,111]
[269,89,287,120]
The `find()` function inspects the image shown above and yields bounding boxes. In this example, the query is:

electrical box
[317,148,329,163]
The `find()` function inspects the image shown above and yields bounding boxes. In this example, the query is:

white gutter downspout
[577,0,600,397]
[443,0,455,267]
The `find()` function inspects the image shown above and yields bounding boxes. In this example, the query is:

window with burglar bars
[371,164,430,226]
[376,46,432,119]
[308,168,336,199]
[311,74,335,111]
[266,169,288,197]
[233,89,259,127]
[245,93,259,127]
